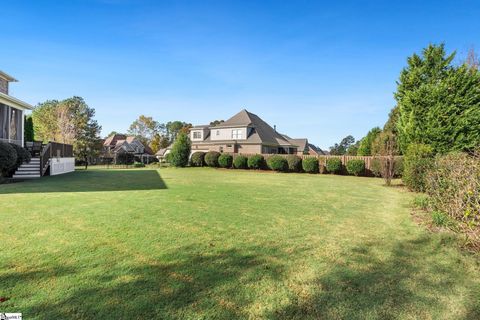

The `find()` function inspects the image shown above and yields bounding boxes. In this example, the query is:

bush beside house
[190,152,205,167]
[218,154,233,168]
[233,155,248,169]
[286,155,302,172]
[326,158,342,174]
[0,141,18,179]
[248,154,265,170]
[267,155,288,172]
[302,157,319,173]
[205,151,221,167]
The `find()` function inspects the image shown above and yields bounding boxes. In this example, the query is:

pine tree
[170,132,191,167]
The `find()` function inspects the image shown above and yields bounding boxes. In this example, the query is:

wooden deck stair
[12,157,41,179]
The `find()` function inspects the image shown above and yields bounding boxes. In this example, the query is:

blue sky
[2,0,479,149]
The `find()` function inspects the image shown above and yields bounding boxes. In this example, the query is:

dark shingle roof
[211,109,294,146]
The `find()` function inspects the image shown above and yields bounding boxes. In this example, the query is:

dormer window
[193,131,202,139]
[231,129,243,139]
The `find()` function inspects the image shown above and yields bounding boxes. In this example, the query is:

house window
[216,130,220,136]
[193,131,202,139]
[231,129,243,139]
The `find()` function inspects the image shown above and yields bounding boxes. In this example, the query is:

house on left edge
[1,70,76,179]
[0,70,32,146]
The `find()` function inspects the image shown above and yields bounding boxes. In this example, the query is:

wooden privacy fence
[228,153,402,171]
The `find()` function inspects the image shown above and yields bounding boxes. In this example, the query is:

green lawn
[1,167,479,319]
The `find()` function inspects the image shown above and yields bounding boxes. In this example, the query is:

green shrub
[248,154,265,170]
[233,155,248,169]
[431,211,448,227]
[412,195,430,210]
[425,152,479,232]
[205,151,221,167]
[286,155,302,172]
[133,162,145,168]
[403,143,433,192]
[9,143,31,169]
[302,157,319,173]
[326,158,342,174]
[218,153,233,168]
[267,155,288,172]
[0,141,17,177]
[165,152,173,163]
[346,159,365,176]
[190,152,205,167]
[170,132,191,167]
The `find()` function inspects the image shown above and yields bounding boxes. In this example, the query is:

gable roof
[285,138,308,151]
[308,143,325,155]
[103,134,127,147]
[211,109,294,146]
[213,109,254,128]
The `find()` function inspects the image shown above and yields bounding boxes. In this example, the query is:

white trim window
[193,131,202,139]
[231,129,243,139]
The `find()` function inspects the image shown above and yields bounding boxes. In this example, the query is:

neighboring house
[102,134,155,162]
[190,109,322,155]
[0,70,33,146]
[155,146,172,161]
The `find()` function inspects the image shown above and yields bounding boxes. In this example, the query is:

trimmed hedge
[302,157,319,173]
[286,155,302,172]
[248,154,265,170]
[326,158,342,174]
[205,151,221,167]
[346,159,365,176]
[0,141,17,177]
[190,152,205,167]
[267,155,288,172]
[218,153,233,168]
[233,155,248,169]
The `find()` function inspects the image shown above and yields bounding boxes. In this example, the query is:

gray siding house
[0,71,33,146]
[190,109,323,155]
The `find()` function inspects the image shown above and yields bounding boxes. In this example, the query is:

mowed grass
[0,167,479,319]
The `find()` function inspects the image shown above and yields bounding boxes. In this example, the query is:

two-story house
[0,70,33,146]
[102,134,155,162]
[190,109,321,155]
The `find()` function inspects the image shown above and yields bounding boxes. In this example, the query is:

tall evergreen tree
[395,44,480,153]
[169,132,191,167]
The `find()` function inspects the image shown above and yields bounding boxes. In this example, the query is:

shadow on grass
[4,237,479,319]
[17,246,287,319]
[269,236,480,320]
[0,169,167,194]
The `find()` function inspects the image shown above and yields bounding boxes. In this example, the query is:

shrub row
[0,141,31,179]
[188,152,391,177]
